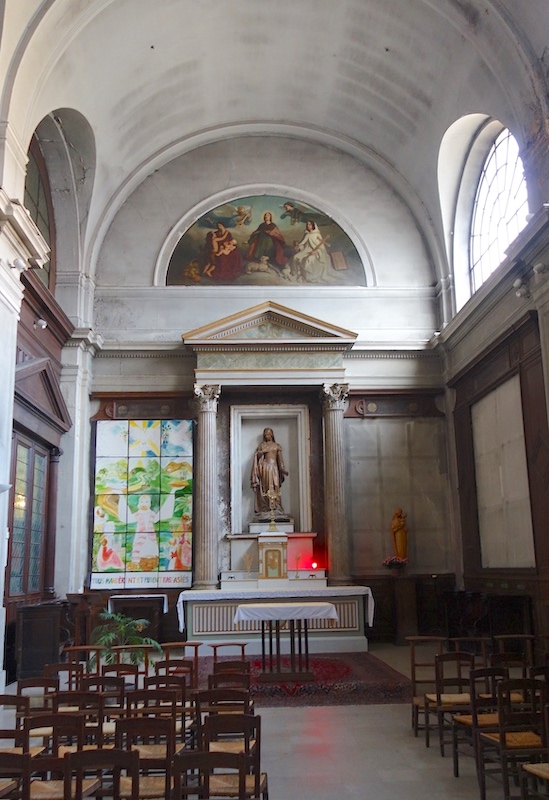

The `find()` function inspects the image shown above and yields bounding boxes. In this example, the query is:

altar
[176,585,373,655]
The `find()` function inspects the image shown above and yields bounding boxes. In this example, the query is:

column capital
[321,382,349,411]
[193,384,221,412]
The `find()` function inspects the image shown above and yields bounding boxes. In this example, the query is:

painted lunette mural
[166,195,365,287]
[89,420,193,590]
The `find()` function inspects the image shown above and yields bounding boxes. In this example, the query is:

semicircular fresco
[166,195,365,287]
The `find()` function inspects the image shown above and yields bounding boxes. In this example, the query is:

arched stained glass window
[469,129,528,293]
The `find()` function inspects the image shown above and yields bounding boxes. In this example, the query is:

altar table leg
[257,617,315,683]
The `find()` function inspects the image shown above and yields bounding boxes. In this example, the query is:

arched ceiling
[3,0,548,262]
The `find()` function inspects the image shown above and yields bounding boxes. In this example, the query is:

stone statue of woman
[250,427,288,518]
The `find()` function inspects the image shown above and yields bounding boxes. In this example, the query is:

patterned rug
[197,652,411,707]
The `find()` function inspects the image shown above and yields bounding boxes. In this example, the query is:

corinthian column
[192,384,221,589]
[321,383,351,584]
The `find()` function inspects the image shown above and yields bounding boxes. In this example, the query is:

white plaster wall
[0,265,25,690]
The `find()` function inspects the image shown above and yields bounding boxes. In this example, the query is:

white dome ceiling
[4,0,549,265]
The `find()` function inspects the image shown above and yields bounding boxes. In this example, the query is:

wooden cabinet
[16,602,67,678]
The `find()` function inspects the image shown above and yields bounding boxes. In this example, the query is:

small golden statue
[391,508,408,560]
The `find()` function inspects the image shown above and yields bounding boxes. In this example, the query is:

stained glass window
[90,419,194,590]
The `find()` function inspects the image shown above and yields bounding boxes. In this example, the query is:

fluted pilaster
[321,383,351,584]
[192,384,221,589]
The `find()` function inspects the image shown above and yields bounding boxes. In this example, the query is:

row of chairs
[0,747,258,800]
[0,654,267,799]
[407,634,539,739]
[407,635,549,799]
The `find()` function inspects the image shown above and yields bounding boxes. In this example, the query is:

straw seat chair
[53,690,107,751]
[24,713,92,800]
[424,650,475,754]
[16,678,58,719]
[0,694,45,757]
[101,663,139,691]
[194,689,254,749]
[154,658,195,689]
[477,678,547,800]
[203,713,260,765]
[115,715,176,799]
[160,641,203,689]
[44,661,83,691]
[172,750,266,800]
[451,665,507,777]
[404,635,445,737]
[64,747,139,800]
[0,751,31,799]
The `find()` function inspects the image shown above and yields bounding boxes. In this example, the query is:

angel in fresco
[198,203,253,229]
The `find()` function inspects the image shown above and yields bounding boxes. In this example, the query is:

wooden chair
[448,636,490,668]
[126,687,188,745]
[160,641,203,689]
[80,675,127,741]
[477,678,547,800]
[202,715,268,800]
[451,665,507,777]
[194,689,254,750]
[64,747,139,800]
[24,713,87,800]
[494,634,535,667]
[16,678,58,718]
[490,650,530,679]
[102,663,139,691]
[404,635,445,736]
[62,644,106,676]
[53,690,107,749]
[208,672,251,691]
[154,658,195,689]
[208,643,249,662]
[44,661,84,691]
[213,660,251,675]
[203,712,260,766]
[115,715,175,799]
[424,650,475,755]
[0,694,45,757]
[0,751,32,799]
[520,704,549,799]
[172,750,250,800]
[143,673,188,702]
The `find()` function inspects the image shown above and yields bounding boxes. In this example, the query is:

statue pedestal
[221,530,326,589]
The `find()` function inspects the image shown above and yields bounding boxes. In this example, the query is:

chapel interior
[1,0,549,691]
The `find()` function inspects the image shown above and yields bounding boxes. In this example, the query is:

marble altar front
[176,586,373,654]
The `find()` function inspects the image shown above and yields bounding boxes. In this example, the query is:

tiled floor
[258,643,498,800]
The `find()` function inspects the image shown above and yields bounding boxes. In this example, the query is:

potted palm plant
[88,608,163,668]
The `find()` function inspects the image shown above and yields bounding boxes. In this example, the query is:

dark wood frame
[451,312,549,640]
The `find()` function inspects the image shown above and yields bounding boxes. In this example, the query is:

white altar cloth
[234,601,339,624]
[177,586,373,632]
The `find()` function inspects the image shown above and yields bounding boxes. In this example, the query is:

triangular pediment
[182,302,357,346]
[15,357,72,434]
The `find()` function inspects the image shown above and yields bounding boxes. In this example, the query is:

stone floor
[0,642,515,799]
[257,642,508,800]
